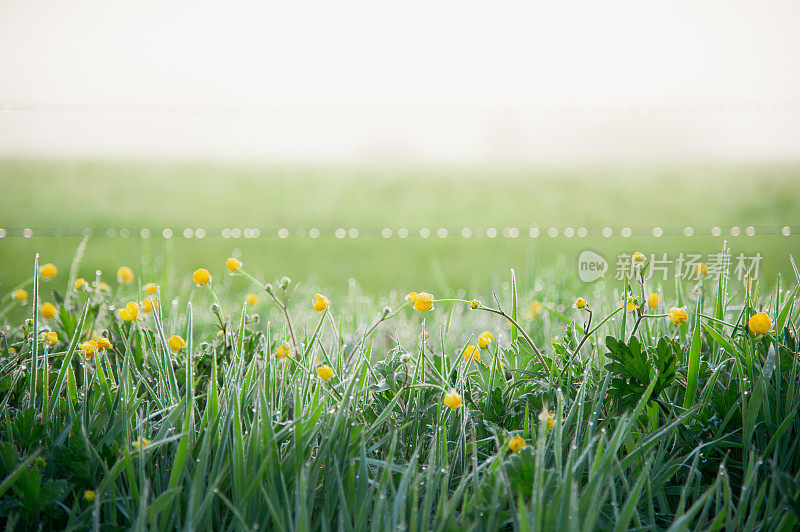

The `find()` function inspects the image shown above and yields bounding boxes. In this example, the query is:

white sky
[1,0,799,163]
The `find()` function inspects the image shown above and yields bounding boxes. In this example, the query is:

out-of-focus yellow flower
[443,390,463,410]
[40,263,58,280]
[648,293,659,309]
[226,257,242,274]
[275,342,291,359]
[413,292,434,311]
[669,307,688,324]
[44,331,59,346]
[748,313,771,334]
[96,336,113,350]
[625,296,639,312]
[316,365,334,381]
[469,299,480,309]
[81,340,98,358]
[144,283,158,295]
[313,293,329,312]
[245,293,259,306]
[462,345,480,362]
[40,302,57,319]
[695,262,709,277]
[423,331,429,339]
[141,298,156,313]
[118,302,140,322]
[117,266,134,284]
[192,268,211,286]
[478,331,494,349]
[12,289,28,304]
[406,292,418,305]
[538,410,556,428]
[575,297,587,309]
[632,251,646,265]
[508,434,526,453]
[75,278,87,290]
[84,490,96,502]
[133,437,150,450]
[527,301,544,319]
[168,335,186,352]
[97,281,111,293]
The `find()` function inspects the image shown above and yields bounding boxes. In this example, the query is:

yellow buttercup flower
[313,293,329,312]
[669,307,688,324]
[275,342,292,359]
[625,296,639,312]
[406,292,418,305]
[133,437,150,450]
[40,263,58,280]
[695,262,709,277]
[192,268,211,286]
[168,335,187,352]
[575,297,587,309]
[117,266,134,284]
[96,336,113,350]
[144,283,158,295]
[245,293,259,306]
[44,331,59,346]
[648,293,659,309]
[81,340,98,359]
[141,298,156,313]
[477,331,494,349]
[462,345,480,362]
[443,390,463,410]
[748,313,771,334]
[469,299,480,309]
[413,292,434,311]
[508,434,526,453]
[118,302,140,322]
[316,365,334,381]
[538,410,556,428]
[631,251,646,265]
[84,490,96,502]
[11,289,28,304]
[40,302,57,319]
[226,257,242,274]
[527,301,544,319]
[75,278,87,290]
[97,281,111,293]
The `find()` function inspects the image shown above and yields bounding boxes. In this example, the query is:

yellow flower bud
[477,331,494,349]
[168,335,187,352]
[84,490,96,502]
[12,289,28,304]
[245,293,259,306]
[413,292,434,311]
[462,345,480,361]
[192,268,211,286]
[443,390,463,410]
[538,410,556,428]
[96,336,113,350]
[117,266,134,284]
[133,437,150,450]
[748,313,771,334]
[44,331,59,346]
[695,262,709,276]
[469,299,480,309]
[75,278,87,290]
[144,283,158,295]
[313,293,329,312]
[508,434,526,453]
[669,307,688,324]
[119,302,139,322]
[226,257,242,273]
[575,297,587,309]
[141,298,156,313]
[275,342,292,359]
[316,364,334,381]
[40,302,57,319]
[648,293,659,309]
[40,263,58,280]
[631,251,646,265]
[81,340,98,359]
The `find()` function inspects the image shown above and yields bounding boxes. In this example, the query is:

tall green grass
[0,244,798,530]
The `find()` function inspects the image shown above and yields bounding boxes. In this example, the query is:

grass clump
[0,247,799,530]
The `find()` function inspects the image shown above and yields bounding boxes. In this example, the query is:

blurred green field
[1,159,799,298]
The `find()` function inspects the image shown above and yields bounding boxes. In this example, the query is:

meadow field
[1,160,799,530]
